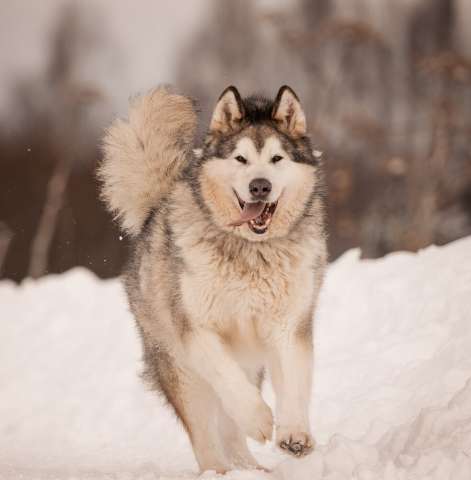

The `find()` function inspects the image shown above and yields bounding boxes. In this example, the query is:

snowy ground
[1,237,471,480]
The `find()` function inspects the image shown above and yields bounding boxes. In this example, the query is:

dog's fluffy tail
[98,87,197,236]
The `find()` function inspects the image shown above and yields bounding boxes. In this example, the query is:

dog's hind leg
[216,360,266,469]
[174,371,264,472]
[141,343,230,473]
[217,407,262,470]
[168,369,231,474]
[162,361,262,472]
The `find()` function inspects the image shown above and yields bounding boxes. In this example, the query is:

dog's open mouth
[228,191,278,234]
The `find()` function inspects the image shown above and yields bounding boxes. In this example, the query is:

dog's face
[196,86,321,241]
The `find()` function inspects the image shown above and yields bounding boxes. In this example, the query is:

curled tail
[98,87,197,236]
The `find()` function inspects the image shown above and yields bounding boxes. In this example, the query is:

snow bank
[1,237,471,479]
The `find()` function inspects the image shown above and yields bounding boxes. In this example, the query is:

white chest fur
[179,235,317,344]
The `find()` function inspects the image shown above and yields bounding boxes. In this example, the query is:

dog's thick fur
[99,85,327,473]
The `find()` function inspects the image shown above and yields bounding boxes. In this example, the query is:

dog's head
[194,85,322,241]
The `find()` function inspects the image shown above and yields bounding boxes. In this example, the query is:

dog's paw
[227,395,273,444]
[244,398,274,443]
[277,428,314,457]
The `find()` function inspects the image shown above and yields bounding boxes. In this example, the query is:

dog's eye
[235,155,247,164]
[271,155,283,163]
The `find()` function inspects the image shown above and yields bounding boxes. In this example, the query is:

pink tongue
[228,202,266,227]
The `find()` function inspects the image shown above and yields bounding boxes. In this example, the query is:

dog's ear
[209,86,245,134]
[272,86,306,137]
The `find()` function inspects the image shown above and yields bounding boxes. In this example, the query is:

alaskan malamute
[99,85,327,473]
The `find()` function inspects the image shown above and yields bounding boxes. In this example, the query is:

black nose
[249,178,272,200]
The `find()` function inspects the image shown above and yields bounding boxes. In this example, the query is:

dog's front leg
[185,328,273,443]
[268,321,314,457]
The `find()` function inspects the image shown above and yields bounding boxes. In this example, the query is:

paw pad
[279,433,314,457]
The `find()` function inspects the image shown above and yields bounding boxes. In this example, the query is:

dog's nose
[249,178,272,200]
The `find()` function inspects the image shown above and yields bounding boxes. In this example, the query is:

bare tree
[0,222,13,276]
[28,4,104,278]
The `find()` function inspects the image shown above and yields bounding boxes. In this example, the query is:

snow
[1,237,471,479]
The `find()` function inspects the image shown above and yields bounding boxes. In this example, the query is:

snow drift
[1,237,471,479]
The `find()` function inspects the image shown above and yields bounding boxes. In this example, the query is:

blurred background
[1,0,470,282]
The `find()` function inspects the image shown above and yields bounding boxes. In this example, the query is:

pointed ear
[209,86,245,134]
[272,86,307,137]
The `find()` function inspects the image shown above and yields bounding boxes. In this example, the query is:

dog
[98,85,327,473]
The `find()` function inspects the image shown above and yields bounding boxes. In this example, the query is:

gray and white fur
[98,85,327,474]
